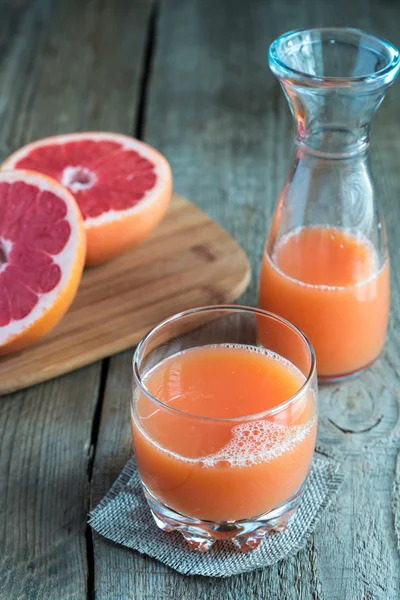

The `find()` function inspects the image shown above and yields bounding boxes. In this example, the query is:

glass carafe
[258,28,400,382]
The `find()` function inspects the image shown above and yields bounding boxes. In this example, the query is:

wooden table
[1,0,400,598]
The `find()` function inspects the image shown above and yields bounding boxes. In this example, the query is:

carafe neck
[268,28,400,159]
[282,82,386,158]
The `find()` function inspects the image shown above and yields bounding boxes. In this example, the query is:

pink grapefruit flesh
[2,132,173,266]
[0,170,86,354]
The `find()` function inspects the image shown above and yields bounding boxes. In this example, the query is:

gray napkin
[89,447,343,577]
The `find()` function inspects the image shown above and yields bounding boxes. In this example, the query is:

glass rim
[132,305,317,422]
[269,27,400,87]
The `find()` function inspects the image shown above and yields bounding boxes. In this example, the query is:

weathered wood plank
[0,0,153,598]
[91,0,400,598]
[0,367,101,600]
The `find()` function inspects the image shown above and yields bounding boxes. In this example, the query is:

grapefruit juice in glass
[131,306,317,552]
[258,28,400,381]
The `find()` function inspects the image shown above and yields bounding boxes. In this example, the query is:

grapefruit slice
[2,132,172,266]
[0,170,86,354]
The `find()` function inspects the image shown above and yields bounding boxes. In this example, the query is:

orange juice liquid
[259,226,389,378]
[131,345,316,522]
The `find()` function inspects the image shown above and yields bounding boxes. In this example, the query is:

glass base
[318,354,380,384]
[142,482,304,552]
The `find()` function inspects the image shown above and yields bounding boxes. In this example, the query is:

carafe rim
[269,27,400,90]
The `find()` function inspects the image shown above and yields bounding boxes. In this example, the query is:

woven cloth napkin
[89,447,343,577]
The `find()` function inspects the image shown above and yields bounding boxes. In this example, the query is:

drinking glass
[131,306,317,552]
[259,28,400,382]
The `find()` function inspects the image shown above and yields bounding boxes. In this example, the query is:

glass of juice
[131,306,317,552]
[259,28,399,382]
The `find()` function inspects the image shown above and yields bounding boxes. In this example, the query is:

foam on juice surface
[200,416,316,468]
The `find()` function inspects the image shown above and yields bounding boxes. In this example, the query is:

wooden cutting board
[0,193,250,395]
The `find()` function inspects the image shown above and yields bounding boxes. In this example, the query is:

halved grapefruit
[0,170,86,354]
[2,132,172,266]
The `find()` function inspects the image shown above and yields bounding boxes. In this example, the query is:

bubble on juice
[217,343,303,369]
[200,415,316,468]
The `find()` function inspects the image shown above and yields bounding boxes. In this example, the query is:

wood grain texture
[0,193,249,394]
[91,0,400,599]
[0,366,101,600]
[0,0,153,598]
